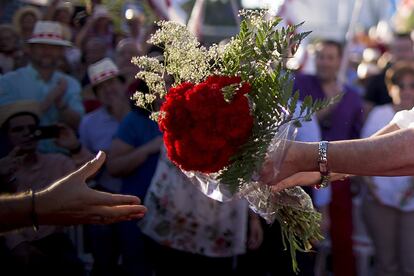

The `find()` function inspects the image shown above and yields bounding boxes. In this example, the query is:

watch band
[315,141,330,189]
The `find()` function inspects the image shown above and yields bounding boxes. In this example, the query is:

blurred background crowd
[0,0,414,275]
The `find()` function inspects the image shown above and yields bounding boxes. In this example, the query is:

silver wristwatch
[315,141,330,189]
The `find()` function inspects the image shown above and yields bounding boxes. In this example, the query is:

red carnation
[158,75,254,173]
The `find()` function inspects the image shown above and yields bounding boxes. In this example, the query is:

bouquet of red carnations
[132,10,331,272]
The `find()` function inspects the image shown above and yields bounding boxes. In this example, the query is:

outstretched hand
[270,172,349,193]
[36,151,147,225]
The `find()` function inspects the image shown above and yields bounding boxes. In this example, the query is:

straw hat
[0,101,41,127]
[12,6,42,34]
[28,21,72,47]
[88,58,120,86]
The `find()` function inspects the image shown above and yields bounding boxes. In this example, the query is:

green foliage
[277,206,324,272]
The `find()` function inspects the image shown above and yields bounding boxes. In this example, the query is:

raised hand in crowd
[40,78,67,113]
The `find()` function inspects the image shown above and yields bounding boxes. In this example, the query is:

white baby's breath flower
[136,71,166,96]
[131,56,164,74]
[149,111,166,122]
[141,20,218,84]
[145,94,157,104]
[131,92,146,108]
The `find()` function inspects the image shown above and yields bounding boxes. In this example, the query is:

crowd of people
[1,1,414,276]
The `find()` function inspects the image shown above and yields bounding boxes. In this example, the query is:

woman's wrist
[29,189,39,231]
[289,142,319,172]
[308,142,320,171]
[0,192,32,228]
[34,189,53,225]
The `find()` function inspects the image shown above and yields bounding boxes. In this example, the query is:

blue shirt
[116,110,161,199]
[79,107,122,193]
[0,65,84,152]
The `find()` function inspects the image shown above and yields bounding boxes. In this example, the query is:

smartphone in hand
[31,125,61,140]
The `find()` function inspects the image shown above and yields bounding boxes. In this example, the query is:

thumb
[77,151,106,180]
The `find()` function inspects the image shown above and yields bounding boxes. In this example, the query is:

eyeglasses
[396,82,414,90]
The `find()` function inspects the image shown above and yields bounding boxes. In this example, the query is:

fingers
[77,151,106,179]
[269,172,301,192]
[270,172,320,193]
[248,229,263,250]
[270,179,293,194]
[90,189,142,206]
[89,205,147,224]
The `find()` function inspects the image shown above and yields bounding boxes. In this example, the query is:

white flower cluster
[131,91,146,108]
[131,91,158,107]
[149,21,220,84]
[131,56,164,74]
[238,9,269,27]
[136,71,166,98]
[131,21,225,120]
[149,111,165,121]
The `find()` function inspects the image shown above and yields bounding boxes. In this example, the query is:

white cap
[88,58,120,86]
[27,21,72,47]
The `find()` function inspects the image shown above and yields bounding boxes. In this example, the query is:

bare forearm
[0,193,31,233]
[75,22,92,48]
[330,129,414,175]
[107,147,150,177]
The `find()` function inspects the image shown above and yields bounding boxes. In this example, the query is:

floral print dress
[139,148,248,257]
